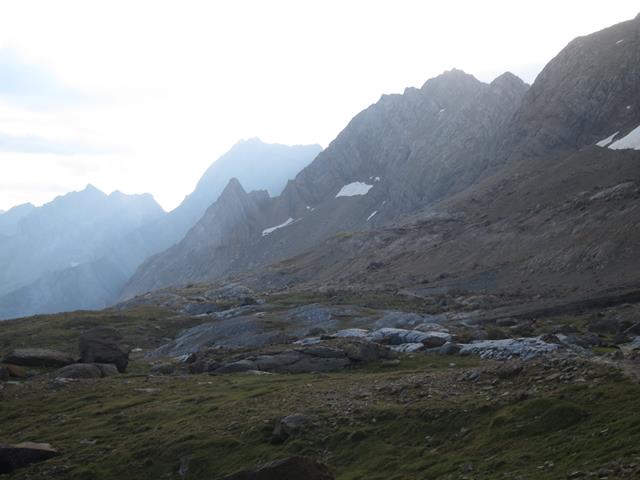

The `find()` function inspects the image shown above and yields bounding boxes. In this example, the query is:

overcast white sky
[0,0,638,212]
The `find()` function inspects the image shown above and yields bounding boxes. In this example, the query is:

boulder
[5,364,27,378]
[216,347,351,374]
[79,326,129,373]
[339,340,396,362]
[368,328,451,348]
[271,414,313,444]
[221,456,334,480]
[374,311,425,329]
[458,337,560,360]
[55,363,102,379]
[496,361,524,379]
[0,365,9,382]
[3,348,75,368]
[55,363,118,379]
[0,442,59,474]
[151,363,176,375]
[96,363,119,377]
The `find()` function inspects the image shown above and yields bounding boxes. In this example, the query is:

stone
[0,365,9,381]
[0,442,60,474]
[221,456,334,480]
[79,326,129,373]
[271,414,313,444]
[55,363,103,379]
[438,342,462,355]
[5,364,27,378]
[151,363,176,375]
[496,361,524,379]
[340,340,395,362]
[3,348,75,368]
[216,347,351,374]
[458,337,560,360]
[96,363,119,377]
[368,328,451,347]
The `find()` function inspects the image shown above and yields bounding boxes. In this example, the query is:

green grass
[2,355,639,480]
[0,307,196,357]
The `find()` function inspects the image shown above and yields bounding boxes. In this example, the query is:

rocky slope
[0,140,319,320]
[123,70,528,297]
[124,14,640,301]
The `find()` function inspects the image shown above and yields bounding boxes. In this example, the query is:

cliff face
[124,14,640,302]
[123,69,529,297]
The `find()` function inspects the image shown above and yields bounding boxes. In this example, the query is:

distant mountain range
[2,14,639,320]
[0,139,320,319]
[122,13,640,303]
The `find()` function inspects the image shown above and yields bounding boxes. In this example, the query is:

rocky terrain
[122,14,640,301]
[2,284,640,478]
[1,12,640,480]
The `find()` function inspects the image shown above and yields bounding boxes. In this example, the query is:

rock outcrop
[79,327,129,373]
[0,442,59,474]
[3,348,75,368]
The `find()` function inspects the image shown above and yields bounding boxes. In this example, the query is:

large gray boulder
[271,414,313,444]
[79,327,129,373]
[217,346,351,374]
[3,348,75,368]
[55,363,119,379]
[368,328,451,348]
[221,456,334,480]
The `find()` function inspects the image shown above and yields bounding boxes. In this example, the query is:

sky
[0,1,638,212]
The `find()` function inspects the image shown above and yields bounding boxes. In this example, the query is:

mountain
[0,140,320,319]
[122,70,529,297]
[128,138,321,259]
[0,202,36,237]
[124,14,640,302]
[226,14,640,301]
[0,186,164,319]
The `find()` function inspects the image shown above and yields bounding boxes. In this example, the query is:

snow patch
[626,105,632,110]
[596,131,619,147]
[616,39,624,44]
[336,182,373,198]
[368,176,381,182]
[608,125,640,150]
[366,211,378,221]
[70,262,80,268]
[439,108,446,113]
[262,217,295,236]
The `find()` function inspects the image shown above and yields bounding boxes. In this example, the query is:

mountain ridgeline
[122,14,640,300]
[0,140,321,319]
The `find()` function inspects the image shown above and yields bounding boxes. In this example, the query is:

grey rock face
[458,337,560,360]
[368,328,451,347]
[79,327,129,373]
[3,348,75,368]
[123,69,529,297]
[501,14,640,162]
[216,347,350,374]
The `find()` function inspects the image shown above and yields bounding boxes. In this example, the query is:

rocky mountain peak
[502,14,640,161]
[218,177,247,202]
